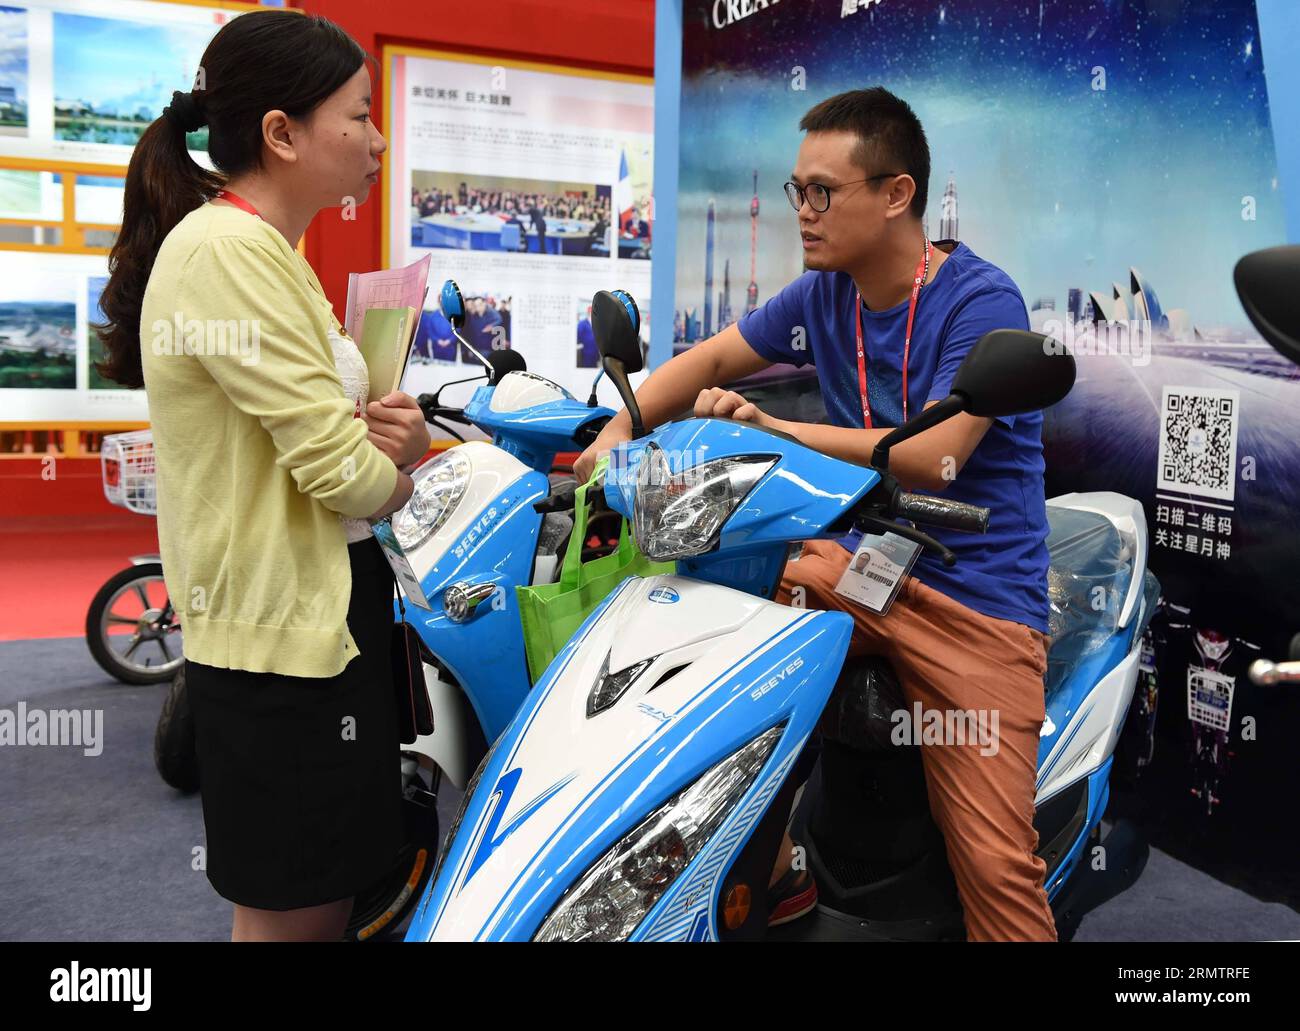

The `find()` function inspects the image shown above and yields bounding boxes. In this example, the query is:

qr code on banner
[1156,386,1240,501]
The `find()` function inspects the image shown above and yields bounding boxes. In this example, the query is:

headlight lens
[532,724,784,942]
[633,447,774,561]
[392,448,471,552]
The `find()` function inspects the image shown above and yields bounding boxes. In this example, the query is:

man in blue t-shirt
[575,88,1056,941]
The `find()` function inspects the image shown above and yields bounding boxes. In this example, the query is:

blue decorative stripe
[1037,699,1096,790]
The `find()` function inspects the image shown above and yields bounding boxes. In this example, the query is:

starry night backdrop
[677,0,1281,328]
[676,0,1298,909]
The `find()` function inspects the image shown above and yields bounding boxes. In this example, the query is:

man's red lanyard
[214,188,262,219]
[855,239,932,428]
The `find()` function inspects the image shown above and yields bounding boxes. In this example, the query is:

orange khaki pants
[778,539,1057,942]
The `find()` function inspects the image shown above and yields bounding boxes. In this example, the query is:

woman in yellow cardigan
[95,10,429,941]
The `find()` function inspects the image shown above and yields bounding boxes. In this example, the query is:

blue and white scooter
[340,278,629,938]
[406,290,1157,941]
[396,279,617,756]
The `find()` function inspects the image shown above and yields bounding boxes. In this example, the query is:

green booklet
[356,305,418,402]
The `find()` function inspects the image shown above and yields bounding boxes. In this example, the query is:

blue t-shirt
[736,242,1050,633]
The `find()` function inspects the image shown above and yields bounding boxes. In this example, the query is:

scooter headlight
[587,651,653,718]
[392,448,471,552]
[532,724,784,942]
[632,446,774,561]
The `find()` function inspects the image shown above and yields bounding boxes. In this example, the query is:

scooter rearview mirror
[871,329,1075,471]
[950,329,1076,418]
[440,279,499,382]
[487,348,526,379]
[591,289,645,438]
[592,290,643,372]
[440,279,466,328]
[1234,245,1300,368]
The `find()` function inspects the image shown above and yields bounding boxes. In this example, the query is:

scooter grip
[892,492,990,534]
[417,397,469,425]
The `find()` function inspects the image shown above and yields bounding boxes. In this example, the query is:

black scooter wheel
[154,665,200,794]
[343,756,441,942]
[86,563,182,685]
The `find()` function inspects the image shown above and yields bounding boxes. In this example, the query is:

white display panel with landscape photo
[0,0,240,424]
[0,249,147,419]
[3,0,232,166]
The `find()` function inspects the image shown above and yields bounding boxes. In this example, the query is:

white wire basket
[101,429,157,515]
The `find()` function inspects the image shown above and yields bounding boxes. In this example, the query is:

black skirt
[186,536,403,911]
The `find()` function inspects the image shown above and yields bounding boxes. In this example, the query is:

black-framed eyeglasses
[783,173,902,213]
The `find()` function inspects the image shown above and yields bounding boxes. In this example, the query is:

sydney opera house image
[1035,265,1298,383]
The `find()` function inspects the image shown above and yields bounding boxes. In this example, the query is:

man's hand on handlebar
[575,386,778,483]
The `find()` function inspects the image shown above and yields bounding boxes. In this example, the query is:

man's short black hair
[799,87,930,218]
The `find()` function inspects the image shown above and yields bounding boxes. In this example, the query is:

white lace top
[329,327,374,544]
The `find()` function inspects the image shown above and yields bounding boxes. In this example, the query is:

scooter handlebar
[892,492,990,534]
[417,393,470,425]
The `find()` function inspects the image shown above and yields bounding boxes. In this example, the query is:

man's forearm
[765,417,950,493]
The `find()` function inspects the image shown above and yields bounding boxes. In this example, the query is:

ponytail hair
[95,10,368,388]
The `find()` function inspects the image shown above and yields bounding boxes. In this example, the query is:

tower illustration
[746,170,759,314]
[938,172,958,241]
[703,199,715,338]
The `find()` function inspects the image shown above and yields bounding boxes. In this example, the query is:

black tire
[155,665,200,794]
[343,755,441,941]
[86,563,183,685]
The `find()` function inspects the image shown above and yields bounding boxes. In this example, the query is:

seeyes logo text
[750,657,805,701]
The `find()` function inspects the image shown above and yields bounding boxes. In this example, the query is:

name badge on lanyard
[834,531,922,616]
[854,239,931,429]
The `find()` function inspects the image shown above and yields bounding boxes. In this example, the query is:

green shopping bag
[516,459,675,683]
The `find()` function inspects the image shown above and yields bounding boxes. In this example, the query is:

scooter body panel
[391,441,547,740]
[406,574,854,941]
[1037,492,1150,804]
[1037,635,1140,804]
[405,419,1156,941]
[464,373,611,470]
[1044,757,1114,901]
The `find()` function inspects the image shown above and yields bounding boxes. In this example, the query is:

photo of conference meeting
[410,171,615,257]
[412,293,512,365]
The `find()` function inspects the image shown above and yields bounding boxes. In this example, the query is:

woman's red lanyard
[213,189,364,423]
[214,188,262,220]
[855,238,932,428]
